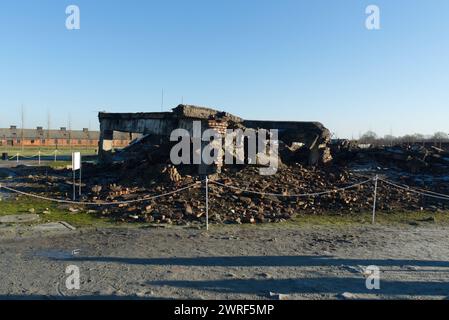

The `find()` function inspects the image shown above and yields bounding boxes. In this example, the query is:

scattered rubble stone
[5,141,449,226]
[340,292,357,300]
[269,292,290,300]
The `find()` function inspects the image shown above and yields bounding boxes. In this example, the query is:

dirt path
[1,223,448,300]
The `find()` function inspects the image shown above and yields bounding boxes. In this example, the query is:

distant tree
[433,132,448,148]
[402,134,416,144]
[359,131,378,144]
[383,134,397,146]
[21,104,25,152]
[433,132,448,141]
[47,110,51,141]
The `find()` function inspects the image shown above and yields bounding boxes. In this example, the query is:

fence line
[209,178,373,198]
[379,178,449,201]
[207,176,449,225]
[2,150,70,162]
[0,182,200,206]
[2,173,449,228]
[18,154,41,159]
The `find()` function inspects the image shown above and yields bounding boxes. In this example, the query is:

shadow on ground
[52,255,449,297]
[64,255,449,268]
[146,277,449,297]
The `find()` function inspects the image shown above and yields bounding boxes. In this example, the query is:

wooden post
[79,159,82,196]
[372,175,379,224]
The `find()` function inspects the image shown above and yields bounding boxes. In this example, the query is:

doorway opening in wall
[111,131,139,153]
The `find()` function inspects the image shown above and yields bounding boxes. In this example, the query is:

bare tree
[359,131,378,145]
[20,104,25,152]
[433,132,448,148]
[384,134,396,146]
[68,114,72,152]
[47,109,51,142]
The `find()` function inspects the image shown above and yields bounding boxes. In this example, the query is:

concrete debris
[68,207,79,213]
[335,144,449,175]
[0,214,40,224]
[91,185,102,195]
[162,165,182,183]
[269,292,290,300]
[32,222,75,232]
[340,292,357,300]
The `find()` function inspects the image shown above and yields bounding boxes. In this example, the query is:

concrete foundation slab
[0,214,40,224]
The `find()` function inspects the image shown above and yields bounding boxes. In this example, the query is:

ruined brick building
[98,104,332,173]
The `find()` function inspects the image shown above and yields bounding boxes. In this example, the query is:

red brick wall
[0,138,131,148]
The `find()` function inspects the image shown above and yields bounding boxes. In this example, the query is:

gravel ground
[1,222,449,300]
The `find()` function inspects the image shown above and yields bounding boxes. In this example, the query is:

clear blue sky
[0,0,448,138]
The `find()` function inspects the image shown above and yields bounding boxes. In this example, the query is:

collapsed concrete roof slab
[98,112,172,120]
[243,120,331,147]
[172,104,243,123]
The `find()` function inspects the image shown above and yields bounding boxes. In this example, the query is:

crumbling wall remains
[98,104,332,170]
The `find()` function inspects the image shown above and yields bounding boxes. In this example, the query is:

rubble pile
[209,164,449,224]
[78,163,448,224]
[374,145,449,175]
[8,141,449,225]
[335,145,449,175]
[27,161,447,225]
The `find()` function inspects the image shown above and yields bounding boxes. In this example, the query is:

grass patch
[2,195,448,230]
[46,161,72,169]
[0,196,115,227]
[284,210,449,227]
[208,210,449,231]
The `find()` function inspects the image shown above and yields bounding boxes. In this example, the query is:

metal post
[73,169,76,201]
[79,163,82,196]
[372,175,379,224]
[38,151,41,166]
[54,150,57,162]
[205,175,209,231]
[16,153,19,163]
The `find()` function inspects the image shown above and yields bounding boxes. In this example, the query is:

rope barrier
[209,178,374,198]
[345,171,449,200]
[40,151,60,157]
[0,182,200,206]
[406,184,449,198]
[1,165,448,230]
[18,154,40,159]
[1,150,81,162]
[379,178,449,201]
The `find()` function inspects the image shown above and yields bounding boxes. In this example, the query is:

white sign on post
[72,152,82,200]
[72,152,81,171]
